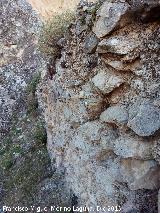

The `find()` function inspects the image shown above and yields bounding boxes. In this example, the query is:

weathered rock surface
[38,0,160,212]
[92,69,124,94]
[93,1,131,38]
[84,33,98,53]
[0,0,45,138]
[97,35,140,55]
[0,0,71,210]
[128,99,160,136]
[100,105,128,125]
[120,159,160,190]
[113,135,154,159]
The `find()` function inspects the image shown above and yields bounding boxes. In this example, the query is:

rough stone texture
[92,69,124,94]
[84,33,98,54]
[25,0,160,212]
[93,1,131,38]
[1,0,160,212]
[100,105,128,125]
[127,99,160,136]
[97,35,140,55]
[113,135,154,160]
[0,0,71,210]
[39,0,160,211]
[120,159,160,190]
[0,0,45,138]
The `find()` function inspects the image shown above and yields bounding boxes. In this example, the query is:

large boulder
[93,1,131,38]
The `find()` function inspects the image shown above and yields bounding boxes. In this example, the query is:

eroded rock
[84,33,98,54]
[93,1,131,38]
[113,135,153,159]
[92,70,124,94]
[128,100,160,136]
[39,0,160,211]
[97,35,140,55]
[100,105,128,125]
[120,159,160,190]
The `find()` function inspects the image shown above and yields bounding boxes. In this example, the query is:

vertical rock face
[39,0,160,212]
[0,0,44,138]
[0,0,71,210]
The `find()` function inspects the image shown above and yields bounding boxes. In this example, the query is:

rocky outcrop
[39,0,160,212]
[0,0,71,211]
[0,0,44,138]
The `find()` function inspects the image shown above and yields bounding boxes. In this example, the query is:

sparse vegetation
[26,72,41,115]
[39,11,75,58]
[33,121,47,146]
[87,1,103,25]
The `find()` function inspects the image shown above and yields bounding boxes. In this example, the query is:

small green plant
[26,73,41,115]
[39,11,75,58]
[87,1,103,25]
[34,121,47,146]
[27,73,41,95]
[0,152,14,170]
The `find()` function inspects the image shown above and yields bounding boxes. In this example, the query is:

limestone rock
[120,159,160,190]
[128,100,160,136]
[39,0,160,211]
[93,1,131,38]
[113,135,153,159]
[80,83,106,119]
[97,36,139,55]
[84,33,98,54]
[102,57,142,72]
[0,0,45,138]
[92,70,124,94]
[100,105,128,125]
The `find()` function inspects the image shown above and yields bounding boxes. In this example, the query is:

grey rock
[84,34,98,54]
[127,101,160,136]
[97,35,139,55]
[93,1,131,38]
[0,0,44,138]
[100,105,128,125]
[92,70,124,94]
[113,135,153,159]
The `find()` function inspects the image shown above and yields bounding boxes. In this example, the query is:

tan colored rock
[80,83,106,119]
[120,159,160,190]
[102,58,142,72]
[27,0,79,19]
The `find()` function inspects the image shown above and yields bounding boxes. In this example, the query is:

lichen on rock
[39,0,160,212]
